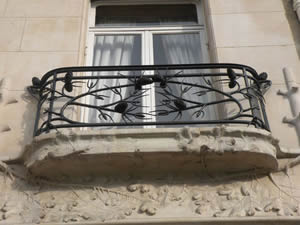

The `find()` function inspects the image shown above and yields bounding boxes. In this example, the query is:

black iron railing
[29,64,271,136]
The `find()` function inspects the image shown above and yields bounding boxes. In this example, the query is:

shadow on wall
[282,0,300,59]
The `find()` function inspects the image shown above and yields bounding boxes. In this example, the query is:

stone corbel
[294,0,300,22]
[0,78,17,135]
[277,68,300,141]
[283,113,300,126]
[0,78,18,105]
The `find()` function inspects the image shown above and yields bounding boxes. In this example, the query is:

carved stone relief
[0,165,299,224]
[0,126,292,224]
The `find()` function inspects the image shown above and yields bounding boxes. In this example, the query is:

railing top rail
[39,63,260,86]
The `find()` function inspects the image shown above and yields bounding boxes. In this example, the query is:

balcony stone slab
[23,126,279,179]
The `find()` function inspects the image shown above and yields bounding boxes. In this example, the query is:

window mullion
[81,32,96,126]
[143,31,156,127]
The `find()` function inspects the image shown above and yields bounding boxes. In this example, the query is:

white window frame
[86,0,209,66]
[82,0,210,125]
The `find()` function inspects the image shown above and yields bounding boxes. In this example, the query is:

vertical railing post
[242,68,263,127]
[46,72,57,133]
[33,99,42,136]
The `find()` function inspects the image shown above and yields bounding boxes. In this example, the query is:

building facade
[0,0,300,224]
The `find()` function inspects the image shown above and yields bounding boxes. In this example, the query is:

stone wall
[0,0,87,159]
[207,0,300,148]
[0,1,300,224]
[0,163,300,224]
[0,0,299,159]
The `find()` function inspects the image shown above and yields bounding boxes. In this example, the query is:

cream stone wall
[0,0,87,160]
[0,0,299,158]
[0,1,300,225]
[208,0,300,148]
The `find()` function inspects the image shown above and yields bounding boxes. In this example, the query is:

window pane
[95,4,198,27]
[153,33,217,123]
[88,35,142,125]
[153,33,203,65]
[93,35,141,66]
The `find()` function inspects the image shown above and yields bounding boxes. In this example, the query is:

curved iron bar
[38,63,261,85]
[29,63,271,136]
[153,80,244,121]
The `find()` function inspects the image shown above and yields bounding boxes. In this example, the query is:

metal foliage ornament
[29,64,271,136]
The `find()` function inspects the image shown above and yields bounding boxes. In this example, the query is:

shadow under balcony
[23,63,278,180]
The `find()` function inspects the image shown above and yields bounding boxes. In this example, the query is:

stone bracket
[294,0,300,22]
[277,68,300,142]
[283,113,300,126]
[277,87,298,97]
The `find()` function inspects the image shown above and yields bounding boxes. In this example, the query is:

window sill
[23,126,279,180]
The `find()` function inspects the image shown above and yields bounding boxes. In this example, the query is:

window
[84,1,216,125]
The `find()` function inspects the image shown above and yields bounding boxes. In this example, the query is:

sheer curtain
[153,33,217,122]
[88,35,141,123]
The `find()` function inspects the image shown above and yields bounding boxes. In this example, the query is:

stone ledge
[5,217,300,225]
[23,126,279,179]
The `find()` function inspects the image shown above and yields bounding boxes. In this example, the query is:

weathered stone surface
[0,162,300,224]
[23,126,279,179]
[0,19,24,51]
[4,0,83,17]
[209,0,284,14]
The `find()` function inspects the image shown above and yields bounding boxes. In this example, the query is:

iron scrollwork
[28,64,271,136]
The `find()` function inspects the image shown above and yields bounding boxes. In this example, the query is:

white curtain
[153,33,217,121]
[88,35,140,123]
[88,33,216,125]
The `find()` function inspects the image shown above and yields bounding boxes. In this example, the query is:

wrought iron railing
[29,64,271,136]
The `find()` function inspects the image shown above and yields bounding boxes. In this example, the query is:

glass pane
[95,4,198,27]
[153,33,203,65]
[93,35,141,66]
[88,35,142,125]
[153,33,216,124]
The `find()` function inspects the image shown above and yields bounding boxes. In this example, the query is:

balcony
[24,64,278,179]
[29,63,271,135]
